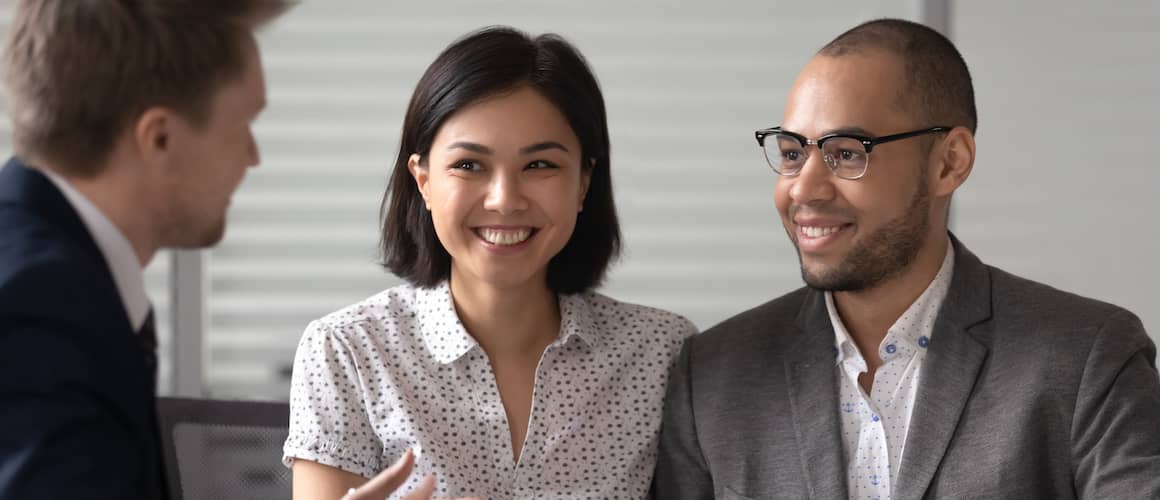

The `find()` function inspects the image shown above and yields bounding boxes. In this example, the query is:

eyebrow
[446,141,493,154]
[520,141,570,154]
[778,126,876,138]
[445,141,571,155]
[820,126,875,137]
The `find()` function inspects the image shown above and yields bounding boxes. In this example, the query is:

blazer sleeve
[1071,308,1160,498]
[652,336,715,500]
[0,322,148,499]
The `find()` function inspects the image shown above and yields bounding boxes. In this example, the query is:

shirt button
[872,414,880,422]
[918,336,930,348]
[885,344,897,354]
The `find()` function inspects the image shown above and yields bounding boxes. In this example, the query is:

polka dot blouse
[282,281,697,499]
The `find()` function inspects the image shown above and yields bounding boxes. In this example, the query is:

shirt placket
[843,356,891,500]
[510,343,559,499]
[461,352,518,498]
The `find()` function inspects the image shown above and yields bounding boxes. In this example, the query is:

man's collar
[38,166,150,331]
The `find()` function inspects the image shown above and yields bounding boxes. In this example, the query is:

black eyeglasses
[754,126,951,180]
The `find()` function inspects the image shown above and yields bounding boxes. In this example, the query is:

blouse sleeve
[281,319,383,478]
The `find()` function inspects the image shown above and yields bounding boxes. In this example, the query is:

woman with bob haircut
[282,26,696,499]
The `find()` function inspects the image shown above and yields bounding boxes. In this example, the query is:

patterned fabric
[827,244,955,499]
[283,282,696,499]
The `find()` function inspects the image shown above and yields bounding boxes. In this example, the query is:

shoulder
[989,266,1142,336]
[697,287,810,345]
[986,265,1151,353]
[312,282,428,329]
[306,282,426,340]
[0,214,114,323]
[578,291,699,342]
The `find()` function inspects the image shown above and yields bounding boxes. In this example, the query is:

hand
[340,448,479,500]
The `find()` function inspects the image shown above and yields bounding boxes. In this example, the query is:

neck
[833,232,949,361]
[448,270,560,359]
[35,155,159,267]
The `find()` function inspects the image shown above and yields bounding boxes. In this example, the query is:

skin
[294,85,589,499]
[39,33,267,267]
[774,49,975,392]
[411,84,589,462]
[34,29,460,500]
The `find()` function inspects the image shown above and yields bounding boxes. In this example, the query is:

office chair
[156,397,291,500]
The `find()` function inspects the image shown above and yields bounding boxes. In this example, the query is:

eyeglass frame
[753,126,952,180]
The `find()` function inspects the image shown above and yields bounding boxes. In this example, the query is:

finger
[349,448,416,499]
[400,474,437,500]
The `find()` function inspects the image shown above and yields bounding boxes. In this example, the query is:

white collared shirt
[39,168,149,331]
[282,282,697,499]
[827,243,955,500]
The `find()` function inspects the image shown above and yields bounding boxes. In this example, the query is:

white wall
[953,1,1160,345]
[2,1,1155,399]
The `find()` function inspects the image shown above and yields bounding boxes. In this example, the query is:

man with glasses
[653,18,1160,499]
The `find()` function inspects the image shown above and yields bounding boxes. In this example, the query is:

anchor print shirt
[827,243,954,499]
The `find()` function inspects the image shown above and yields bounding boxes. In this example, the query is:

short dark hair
[819,18,977,133]
[2,0,293,176]
[380,26,621,294]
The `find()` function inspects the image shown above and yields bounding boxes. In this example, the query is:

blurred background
[1,0,1157,402]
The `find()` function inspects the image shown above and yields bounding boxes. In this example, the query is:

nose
[482,170,529,214]
[786,150,836,205]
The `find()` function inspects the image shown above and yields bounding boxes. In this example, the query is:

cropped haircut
[820,18,978,133]
[2,0,293,176]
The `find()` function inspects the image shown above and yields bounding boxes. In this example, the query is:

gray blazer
[653,236,1160,499]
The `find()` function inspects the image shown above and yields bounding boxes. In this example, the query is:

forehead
[433,87,578,148]
[781,51,913,137]
[212,35,266,115]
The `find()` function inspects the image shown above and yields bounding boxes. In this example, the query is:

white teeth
[801,225,841,238]
[479,228,532,245]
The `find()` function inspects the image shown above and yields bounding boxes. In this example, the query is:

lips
[792,219,853,253]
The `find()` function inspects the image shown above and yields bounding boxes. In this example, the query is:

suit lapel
[787,289,848,500]
[895,236,993,500]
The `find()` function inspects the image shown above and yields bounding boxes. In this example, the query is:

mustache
[788,204,856,221]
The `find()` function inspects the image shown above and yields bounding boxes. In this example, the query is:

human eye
[449,160,483,172]
[836,149,865,162]
[525,160,559,170]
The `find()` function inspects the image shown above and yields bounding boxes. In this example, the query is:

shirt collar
[828,239,956,365]
[417,282,602,365]
[39,168,150,332]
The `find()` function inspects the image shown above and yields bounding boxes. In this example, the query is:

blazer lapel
[895,236,993,500]
[787,289,848,500]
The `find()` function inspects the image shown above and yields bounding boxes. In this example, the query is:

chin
[800,262,855,292]
[180,221,227,248]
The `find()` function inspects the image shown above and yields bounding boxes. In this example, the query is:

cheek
[773,180,792,213]
[540,177,584,219]
[426,179,475,230]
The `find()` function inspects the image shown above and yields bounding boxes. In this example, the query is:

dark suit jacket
[0,158,168,499]
[654,236,1160,499]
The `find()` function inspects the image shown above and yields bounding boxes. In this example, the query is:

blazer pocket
[721,485,756,500]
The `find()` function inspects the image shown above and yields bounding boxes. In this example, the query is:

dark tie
[139,310,158,393]
[138,310,171,497]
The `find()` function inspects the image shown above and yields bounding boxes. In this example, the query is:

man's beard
[795,174,931,292]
